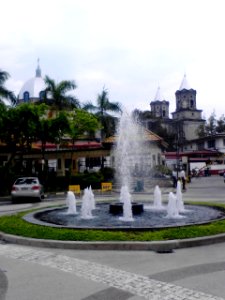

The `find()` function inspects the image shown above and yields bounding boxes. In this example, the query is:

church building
[149,74,205,142]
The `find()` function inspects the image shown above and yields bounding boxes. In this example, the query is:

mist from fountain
[114,111,149,192]
[66,191,77,214]
[114,111,149,221]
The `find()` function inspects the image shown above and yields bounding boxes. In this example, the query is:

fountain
[81,187,94,219]
[109,111,148,218]
[66,191,77,214]
[118,185,134,222]
[166,192,182,219]
[176,181,185,213]
[27,111,225,230]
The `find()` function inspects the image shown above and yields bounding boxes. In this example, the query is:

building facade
[148,75,205,143]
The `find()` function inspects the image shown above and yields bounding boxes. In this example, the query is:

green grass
[1,202,225,241]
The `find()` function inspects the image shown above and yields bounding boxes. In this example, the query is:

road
[1,175,225,300]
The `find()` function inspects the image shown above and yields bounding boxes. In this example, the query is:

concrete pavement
[1,175,225,299]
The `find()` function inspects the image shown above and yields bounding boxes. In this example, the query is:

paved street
[1,175,225,300]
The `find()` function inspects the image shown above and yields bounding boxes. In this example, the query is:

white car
[11,177,44,203]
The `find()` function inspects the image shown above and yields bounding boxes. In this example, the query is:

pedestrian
[180,169,186,190]
[172,170,177,188]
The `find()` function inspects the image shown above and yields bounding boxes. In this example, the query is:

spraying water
[114,111,149,191]
[153,185,164,209]
[66,191,77,214]
[88,186,95,210]
[81,188,94,219]
[166,192,180,218]
[176,181,185,212]
[119,185,134,221]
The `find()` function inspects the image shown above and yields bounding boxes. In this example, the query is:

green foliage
[83,87,122,138]
[197,111,225,137]
[44,75,80,110]
[68,109,101,140]
[0,69,16,105]
[153,165,172,176]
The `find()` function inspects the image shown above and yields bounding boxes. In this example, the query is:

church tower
[150,87,169,118]
[171,74,205,141]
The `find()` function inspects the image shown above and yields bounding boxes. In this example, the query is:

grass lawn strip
[0,202,225,241]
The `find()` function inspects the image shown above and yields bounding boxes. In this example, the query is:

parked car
[11,177,44,203]
[218,170,225,176]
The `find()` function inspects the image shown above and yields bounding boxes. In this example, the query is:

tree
[197,111,217,137]
[83,87,122,139]
[216,114,225,133]
[44,75,80,110]
[0,70,16,106]
[68,109,101,143]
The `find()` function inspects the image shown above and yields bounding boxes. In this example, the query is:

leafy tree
[216,114,225,133]
[49,111,70,145]
[83,87,121,139]
[0,69,16,105]
[44,75,80,110]
[0,103,46,172]
[197,111,217,137]
[68,109,101,143]
[205,111,217,135]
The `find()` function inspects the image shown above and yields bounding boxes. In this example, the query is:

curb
[1,231,225,252]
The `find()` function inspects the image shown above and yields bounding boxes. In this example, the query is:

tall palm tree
[0,70,16,106]
[83,87,122,139]
[44,75,80,110]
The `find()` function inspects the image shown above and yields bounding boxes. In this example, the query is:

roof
[154,86,165,101]
[32,141,102,151]
[18,61,46,100]
[103,127,167,146]
[179,74,192,91]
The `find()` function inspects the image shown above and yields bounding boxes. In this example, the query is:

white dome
[18,62,46,102]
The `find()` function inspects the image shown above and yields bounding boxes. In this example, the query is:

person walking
[180,169,186,190]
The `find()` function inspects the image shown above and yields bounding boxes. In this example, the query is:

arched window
[39,91,45,101]
[23,91,29,102]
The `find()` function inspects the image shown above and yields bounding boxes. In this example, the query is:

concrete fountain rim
[22,202,225,231]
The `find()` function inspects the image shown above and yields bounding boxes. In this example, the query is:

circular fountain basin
[109,202,144,215]
[24,203,225,230]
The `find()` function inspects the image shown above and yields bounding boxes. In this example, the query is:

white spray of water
[176,181,185,212]
[166,192,181,219]
[119,185,134,222]
[66,191,77,214]
[81,188,94,219]
[114,111,149,191]
[153,185,164,209]
[88,186,95,210]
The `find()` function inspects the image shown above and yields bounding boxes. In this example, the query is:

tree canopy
[0,70,16,106]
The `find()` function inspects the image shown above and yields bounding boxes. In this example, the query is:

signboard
[69,185,80,194]
[101,182,112,192]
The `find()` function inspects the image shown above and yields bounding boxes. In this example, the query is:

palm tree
[0,70,16,105]
[44,75,80,110]
[83,87,122,139]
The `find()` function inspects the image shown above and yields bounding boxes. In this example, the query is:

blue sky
[1,0,225,118]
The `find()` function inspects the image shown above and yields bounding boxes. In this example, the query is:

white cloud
[1,0,225,118]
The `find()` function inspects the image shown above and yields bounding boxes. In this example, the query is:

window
[23,91,29,102]
[39,91,45,101]
[190,100,194,107]
[207,140,215,149]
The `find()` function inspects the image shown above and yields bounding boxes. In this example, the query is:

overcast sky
[1,0,225,118]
